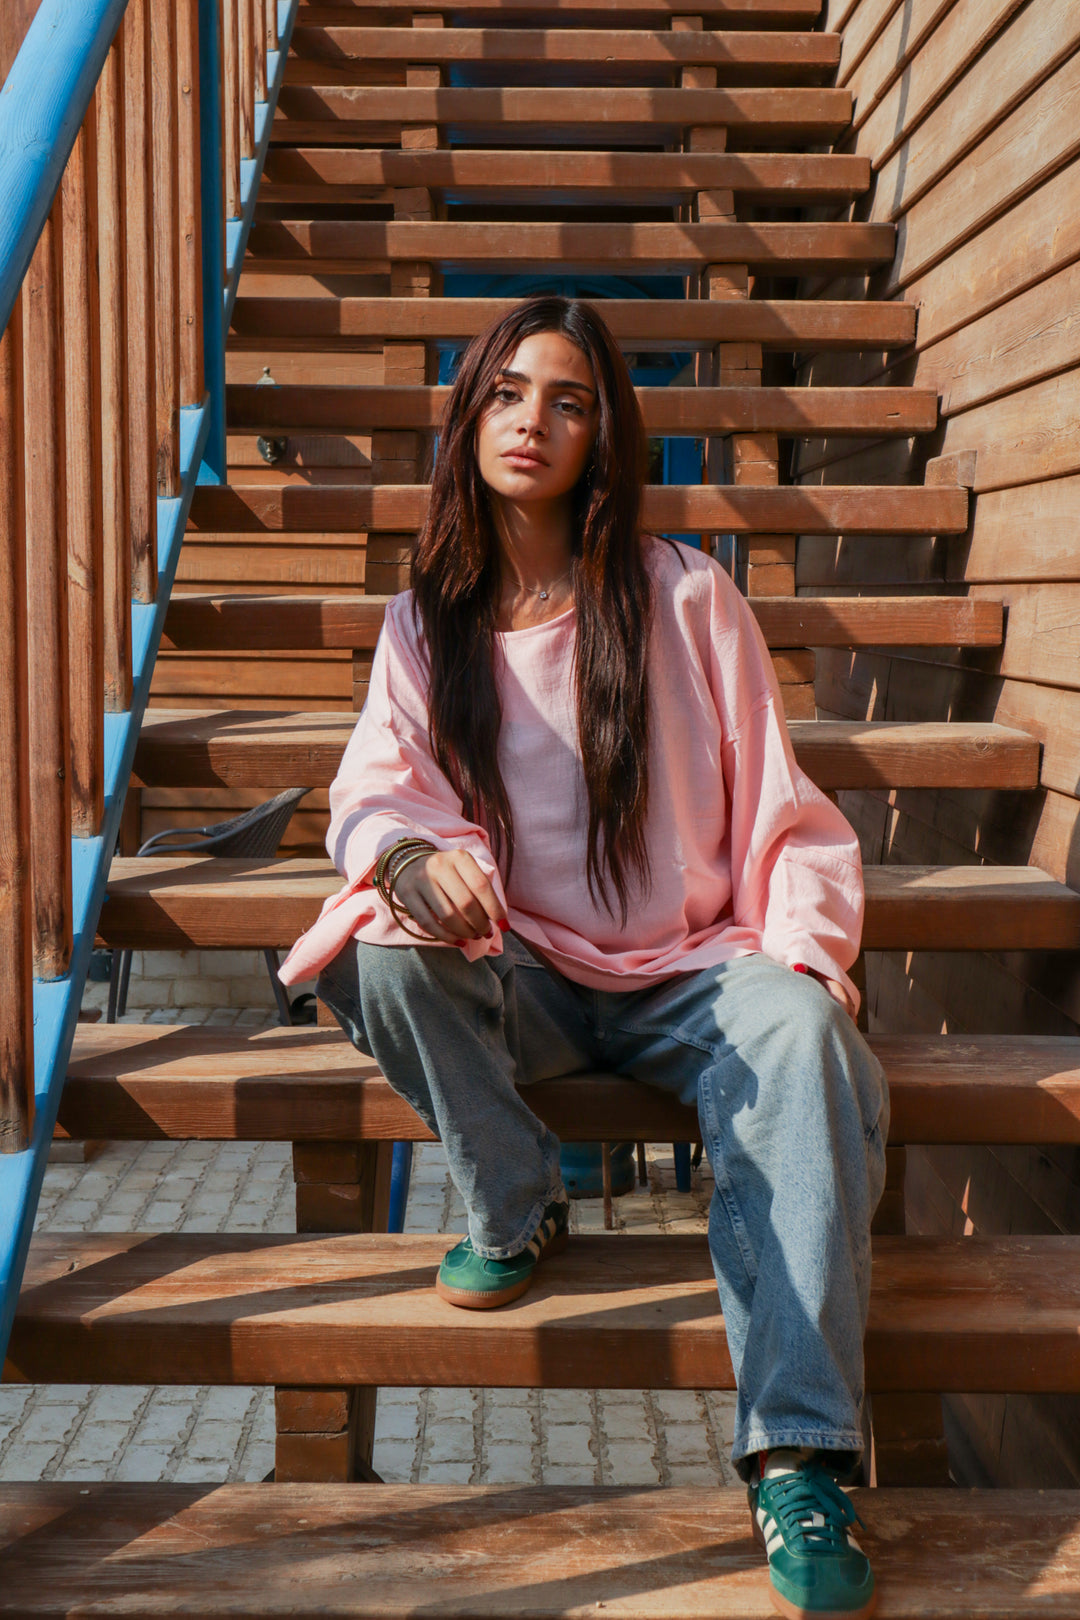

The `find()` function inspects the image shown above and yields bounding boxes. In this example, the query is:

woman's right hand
[392,848,507,944]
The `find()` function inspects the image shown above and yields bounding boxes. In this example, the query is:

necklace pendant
[539,590,549,600]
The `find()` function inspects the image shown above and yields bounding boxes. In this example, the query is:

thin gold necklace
[512,565,573,602]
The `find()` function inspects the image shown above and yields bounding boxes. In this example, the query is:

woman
[278,296,886,1620]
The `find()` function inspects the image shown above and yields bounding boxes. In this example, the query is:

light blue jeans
[318,934,888,1476]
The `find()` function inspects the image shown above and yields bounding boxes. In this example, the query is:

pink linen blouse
[278,539,864,1008]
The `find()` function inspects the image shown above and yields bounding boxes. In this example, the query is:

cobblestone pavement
[1,1002,738,1488]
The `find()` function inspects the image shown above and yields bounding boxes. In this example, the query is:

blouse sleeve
[709,569,864,1010]
[327,596,506,909]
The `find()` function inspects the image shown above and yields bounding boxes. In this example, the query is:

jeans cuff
[467,1184,567,1260]
[732,1430,864,1481]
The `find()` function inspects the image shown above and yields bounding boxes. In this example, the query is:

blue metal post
[197,0,227,483]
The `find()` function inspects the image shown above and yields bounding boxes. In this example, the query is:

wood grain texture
[243,220,895,274]
[150,0,181,496]
[286,26,841,72]
[291,0,826,22]
[96,36,132,715]
[58,1024,1080,1148]
[122,0,158,603]
[12,1229,1080,1393]
[0,315,33,1150]
[187,482,968,535]
[8,1483,1078,1618]
[219,383,935,435]
[240,0,255,160]
[176,0,204,406]
[95,856,1078,952]
[229,293,914,349]
[61,113,104,832]
[259,148,871,203]
[222,0,241,218]
[132,709,1040,791]
[21,207,72,979]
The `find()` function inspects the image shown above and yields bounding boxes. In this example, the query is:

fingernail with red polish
[497,919,509,932]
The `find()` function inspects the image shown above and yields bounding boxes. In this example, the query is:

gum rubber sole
[750,1506,877,1620]
[435,1230,569,1310]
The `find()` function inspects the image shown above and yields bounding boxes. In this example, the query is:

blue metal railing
[0,0,298,1366]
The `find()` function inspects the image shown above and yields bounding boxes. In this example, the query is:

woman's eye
[555,398,585,415]
[493,386,519,404]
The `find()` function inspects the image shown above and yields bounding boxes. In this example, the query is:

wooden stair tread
[186,486,968,538]
[96,857,1080,951]
[12,1230,1080,1391]
[134,711,1040,791]
[245,220,894,272]
[218,384,936,436]
[270,86,851,137]
[61,1025,1080,1146]
[229,293,915,350]
[294,0,826,15]
[1,1483,1077,1616]
[286,27,841,73]
[159,593,996,652]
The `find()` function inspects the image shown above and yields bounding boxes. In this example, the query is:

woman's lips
[502,450,548,467]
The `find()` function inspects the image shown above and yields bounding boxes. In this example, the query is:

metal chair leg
[263,949,294,1026]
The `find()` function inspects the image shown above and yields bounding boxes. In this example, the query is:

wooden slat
[240,0,256,160]
[258,147,871,204]
[96,36,132,714]
[266,0,278,54]
[0,314,33,1151]
[12,1229,1080,1393]
[7,1483,1078,1618]
[286,26,841,72]
[293,0,827,22]
[62,111,104,832]
[243,220,896,274]
[96,857,1078,952]
[230,294,916,351]
[187,483,969,535]
[133,711,1040,792]
[176,0,204,407]
[22,204,72,979]
[150,0,181,496]
[59,1025,1080,1148]
[254,0,267,101]
[272,83,851,126]
[222,0,241,219]
[122,0,158,603]
[221,384,935,435]
[158,593,996,654]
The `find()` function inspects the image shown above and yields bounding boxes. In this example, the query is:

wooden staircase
[6,0,1080,1609]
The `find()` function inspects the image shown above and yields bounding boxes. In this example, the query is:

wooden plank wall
[805,0,1080,1487]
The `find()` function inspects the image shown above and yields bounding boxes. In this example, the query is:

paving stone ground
[0,998,738,1488]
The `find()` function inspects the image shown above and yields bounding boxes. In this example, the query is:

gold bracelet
[373,837,438,941]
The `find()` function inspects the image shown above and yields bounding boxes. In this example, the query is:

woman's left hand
[818,975,857,1020]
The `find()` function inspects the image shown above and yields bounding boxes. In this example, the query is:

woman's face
[475,331,599,505]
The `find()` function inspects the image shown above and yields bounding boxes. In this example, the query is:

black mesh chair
[106,787,310,1026]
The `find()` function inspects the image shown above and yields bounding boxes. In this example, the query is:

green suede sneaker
[435,1198,570,1309]
[749,1452,876,1620]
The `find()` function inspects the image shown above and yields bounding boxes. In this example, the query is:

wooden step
[230,293,915,351]
[96,857,1079,952]
[221,384,936,437]
[294,0,825,18]
[187,485,968,537]
[7,1483,1071,1618]
[259,148,871,205]
[244,220,894,275]
[159,593,995,653]
[11,1229,1080,1391]
[285,27,841,77]
[59,1025,1080,1146]
[271,87,851,143]
[134,712,1040,792]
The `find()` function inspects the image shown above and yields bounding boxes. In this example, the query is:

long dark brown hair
[411,295,652,920]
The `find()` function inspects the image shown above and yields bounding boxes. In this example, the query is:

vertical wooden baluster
[22,203,73,979]
[98,36,133,712]
[265,0,278,57]
[124,0,158,602]
[198,0,228,481]
[151,0,181,498]
[177,0,205,407]
[0,313,34,1151]
[62,109,106,831]
[254,0,267,103]
[239,0,255,162]
[222,0,241,218]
